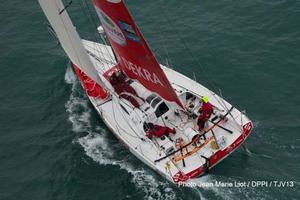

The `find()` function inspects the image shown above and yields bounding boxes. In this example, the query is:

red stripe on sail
[93,0,183,108]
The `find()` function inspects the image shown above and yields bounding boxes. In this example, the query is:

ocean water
[1,0,299,199]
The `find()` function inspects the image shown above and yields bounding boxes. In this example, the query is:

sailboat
[38,0,253,184]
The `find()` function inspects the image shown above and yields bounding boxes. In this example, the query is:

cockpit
[145,94,170,118]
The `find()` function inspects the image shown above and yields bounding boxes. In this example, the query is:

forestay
[38,0,104,86]
[93,0,183,108]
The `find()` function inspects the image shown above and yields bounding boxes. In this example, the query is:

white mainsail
[38,0,103,86]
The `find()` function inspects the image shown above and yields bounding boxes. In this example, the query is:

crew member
[144,123,176,139]
[197,96,213,131]
[109,70,143,108]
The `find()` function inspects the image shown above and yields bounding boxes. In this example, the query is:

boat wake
[64,66,177,200]
[78,134,177,200]
[63,66,268,199]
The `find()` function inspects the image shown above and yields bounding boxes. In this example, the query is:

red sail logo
[121,57,164,87]
[95,7,126,46]
[93,0,183,107]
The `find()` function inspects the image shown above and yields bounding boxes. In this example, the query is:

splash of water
[64,65,267,200]
[64,66,177,200]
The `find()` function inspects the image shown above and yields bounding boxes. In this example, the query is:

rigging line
[59,0,167,153]
[79,0,115,66]
[72,53,175,170]
[117,102,144,139]
[83,0,117,63]
[155,106,234,163]
[156,2,208,82]
[150,16,174,68]
[156,24,173,67]
[170,62,207,84]
[45,22,60,45]
[217,89,242,128]
[112,97,161,156]
[129,6,177,70]
[79,0,116,67]
[77,49,141,121]
[57,1,107,82]
[111,97,141,139]
[157,1,218,90]
[174,77,240,128]
[131,7,173,68]
[87,47,114,74]
[157,1,229,109]
[112,94,167,154]
[158,2,247,113]
[112,95,151,144]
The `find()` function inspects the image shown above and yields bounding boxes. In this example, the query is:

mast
[92,0,183,108]
[38,0,104,87]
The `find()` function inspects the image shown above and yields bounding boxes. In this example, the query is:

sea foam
[64,65,177,200]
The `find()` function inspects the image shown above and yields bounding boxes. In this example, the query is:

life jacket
[198,102,213,121]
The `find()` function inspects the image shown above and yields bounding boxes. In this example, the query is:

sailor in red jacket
[144,123,176,139]
[109,70,142,108]
[197,96,213,131]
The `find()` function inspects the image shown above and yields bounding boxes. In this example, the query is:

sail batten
[38,0,104,87]
[93,0,183,107]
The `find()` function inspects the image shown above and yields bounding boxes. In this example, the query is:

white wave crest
[64,66,177,200]
[78,133,176,200]
[65,96,91,133]
[64,64,77,85]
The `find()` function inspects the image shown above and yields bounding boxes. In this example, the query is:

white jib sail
[38,0,103,86]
